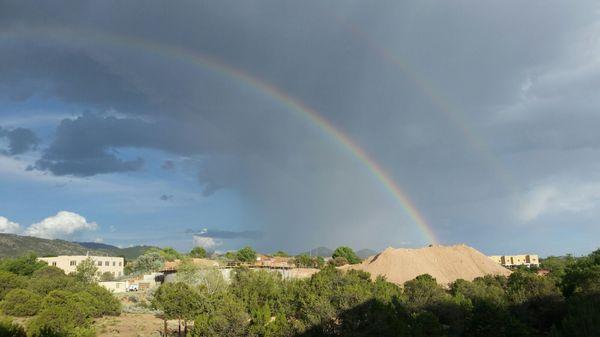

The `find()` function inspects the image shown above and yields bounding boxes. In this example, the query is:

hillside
[76,242,155,260]
[0,233,106,257]
[0,234,156,260]
[344,244,511,285]
[303,247,334,257]
[356,249,377,259]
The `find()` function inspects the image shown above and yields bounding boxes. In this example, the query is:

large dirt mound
[344,244,511,285]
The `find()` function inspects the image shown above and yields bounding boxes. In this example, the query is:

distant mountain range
[0,233,155,260]
[356,249,378,259]
[303,246,334,257]
[302,247,378,259]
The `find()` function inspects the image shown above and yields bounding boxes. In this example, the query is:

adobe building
[39,255,125,278]
[489,254,540,268]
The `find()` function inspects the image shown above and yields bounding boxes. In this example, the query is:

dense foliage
[0,255,121,337]
[190,247,208,258]
[3,248,600,336]
[147,249,600,337]
[236,246,258,263]
[331,246,362,265]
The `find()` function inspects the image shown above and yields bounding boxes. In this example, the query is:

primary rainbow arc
[1,26,439,244]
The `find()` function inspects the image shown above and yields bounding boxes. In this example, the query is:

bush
[81,284,121,316]
[100,271,115,281]
[0,316,27,337]
[191,294,249,337]
[32,266,66,278]
[28,273,76,296]
[1,288,42,316]
[0,253,47,276]
[27,290,95,336]
[236,247,257,263]
[190,246,207,258]
[0,270,26,300]
[332,256,349,267]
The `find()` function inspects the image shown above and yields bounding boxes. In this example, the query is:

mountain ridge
[0,233,155,260]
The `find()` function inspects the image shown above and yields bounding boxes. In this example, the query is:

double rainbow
[1,26,438,244]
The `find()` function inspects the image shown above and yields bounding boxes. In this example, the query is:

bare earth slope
[344,244,511,285]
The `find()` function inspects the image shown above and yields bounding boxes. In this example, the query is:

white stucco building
[39,255,125,278]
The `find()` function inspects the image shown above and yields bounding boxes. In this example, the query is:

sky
[1,1,600,256]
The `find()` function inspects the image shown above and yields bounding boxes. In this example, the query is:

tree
[294,254,325,268]
[153,282,203,336]
[132,251,165,274]
[236,246,257,263]
[1,288,42,316]
[189,246,207,258]
[74,257,98,284]
[0,253,46,276]
[160,247,183,261]
[100,271,115,281]
[176,258,201,285]
[191,293,249,337]
[273,251,289,257]
[332,246,361,264]
[403,274,449,310]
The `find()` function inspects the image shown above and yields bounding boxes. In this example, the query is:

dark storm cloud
[0,126,39,155]
[33,113,220,176]
[2,1,600,253]
[0,44,148,112]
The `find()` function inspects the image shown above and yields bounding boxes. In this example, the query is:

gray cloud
[1,1,600,253]
[161,160,175,171]
[159,194,173,201]
[0,126,39,155]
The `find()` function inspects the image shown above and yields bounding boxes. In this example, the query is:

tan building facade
[489,254,539,268]
[39,255,125,278]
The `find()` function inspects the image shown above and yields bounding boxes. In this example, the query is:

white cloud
[519,182,600,222]
[0,216,20,234]
[193,235,221,249]
[93,237,104,243]
[24,211,98,239]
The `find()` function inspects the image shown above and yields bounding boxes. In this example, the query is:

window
[52,262,57,266]
[98,261,102,266]
[119,262,122,267]
[70,260,76,266]
[112,261,116,266]
[105,261,109,266]
[118,272,122,277]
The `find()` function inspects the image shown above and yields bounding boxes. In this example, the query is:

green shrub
[81,284,121,316]
[1,288,42,316]
[0,316,27,337]
[0,253,47,276]
[236,247,257,263]
[191,294,249,337]
[32,266,66,278]
[27,290,95,335]
[0,270,26,300]
[28,273,76,296]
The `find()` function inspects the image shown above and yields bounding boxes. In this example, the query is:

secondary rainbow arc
[1,26,439,244]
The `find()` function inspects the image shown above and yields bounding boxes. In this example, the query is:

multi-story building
[489,254,540,268]
[38,255,125,278]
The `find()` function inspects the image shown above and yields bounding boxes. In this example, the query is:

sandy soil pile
[344,244,511,285]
